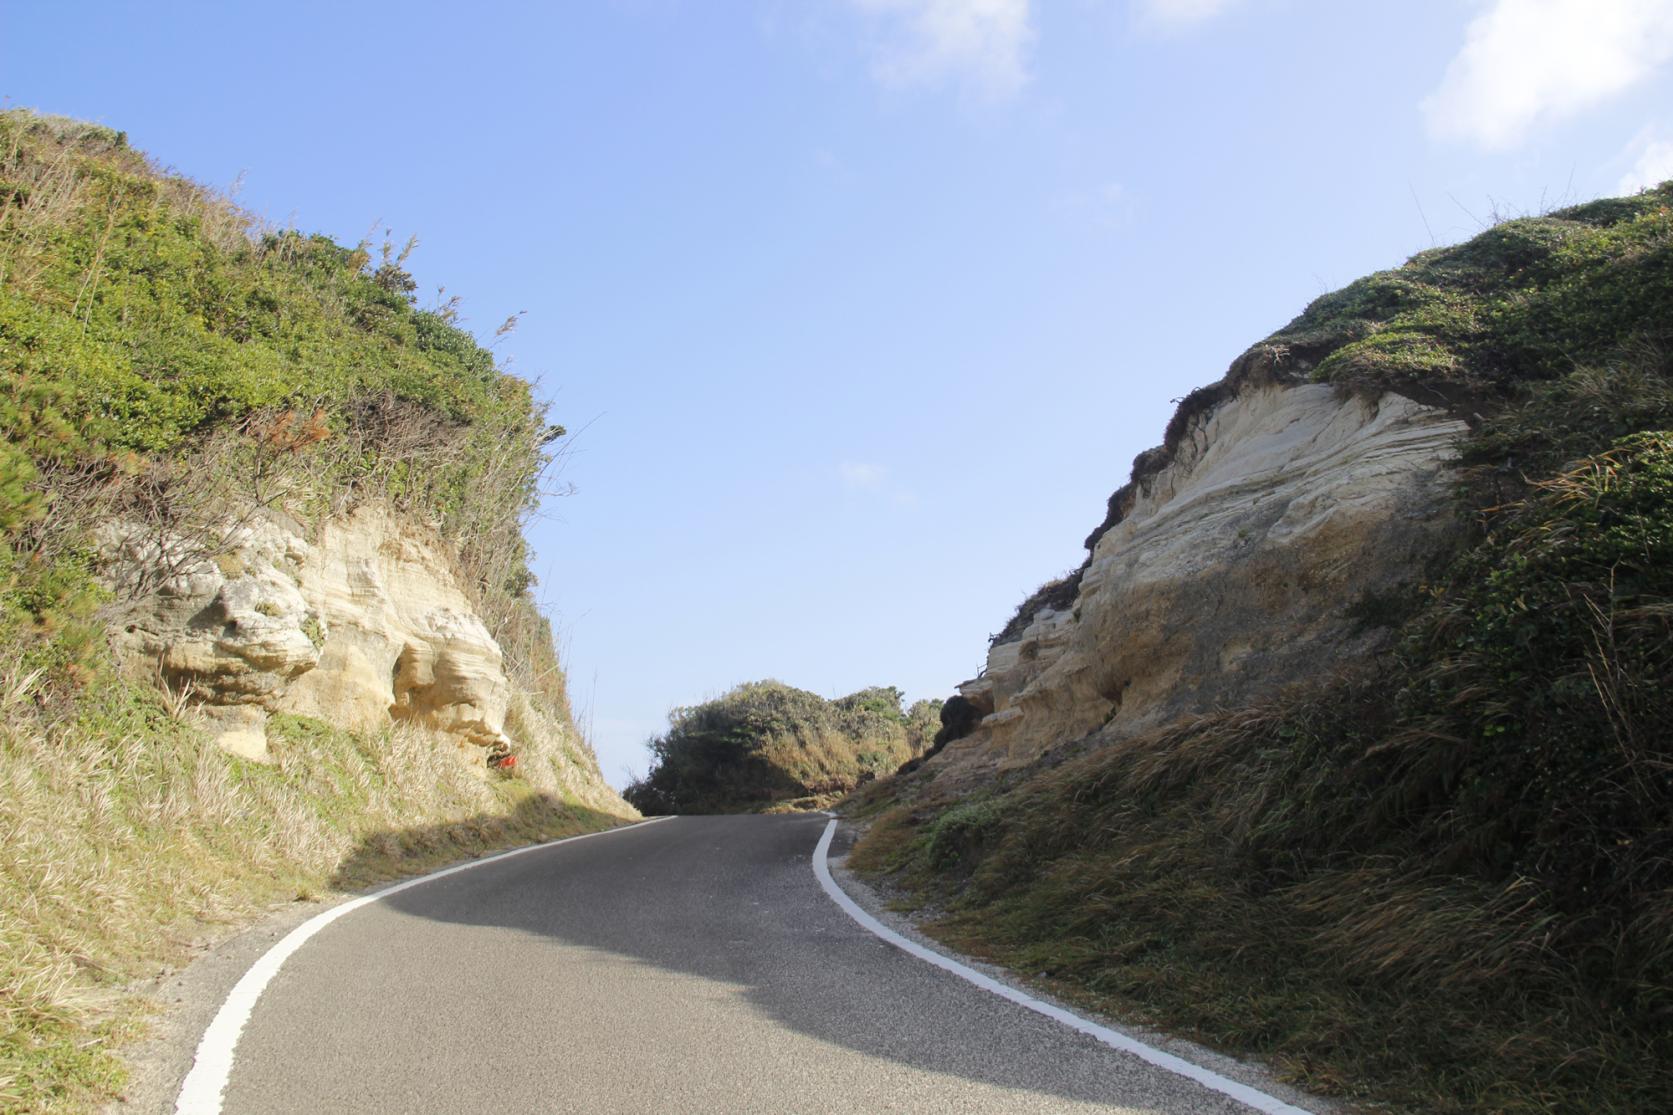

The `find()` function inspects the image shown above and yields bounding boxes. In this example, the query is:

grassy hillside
[625,681,939,814]
[849,185,1673,1114]
[0,111,632,1111]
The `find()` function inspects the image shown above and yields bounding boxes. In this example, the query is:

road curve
[210,814,1283,1113]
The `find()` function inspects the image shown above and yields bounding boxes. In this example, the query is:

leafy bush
[624,681,938,814]
[925,796,1005,870]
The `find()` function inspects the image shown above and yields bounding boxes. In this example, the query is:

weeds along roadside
[0,649,620,1113]
[846,192,1673,1115]
[0,110,631,1110]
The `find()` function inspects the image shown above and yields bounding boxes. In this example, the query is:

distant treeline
[624,681,940,814]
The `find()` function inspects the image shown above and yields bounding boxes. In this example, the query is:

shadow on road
[319,812,1201,1113]
[329,793,634,892]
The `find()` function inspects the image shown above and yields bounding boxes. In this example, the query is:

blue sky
[8,1,1673,786]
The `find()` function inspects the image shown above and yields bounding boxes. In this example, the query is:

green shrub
[624,681,938,814]
[926,797,1005,870]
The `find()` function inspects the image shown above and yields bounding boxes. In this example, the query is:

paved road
[218,814,1270,1113]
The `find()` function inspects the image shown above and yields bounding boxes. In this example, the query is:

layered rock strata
[945,381,1468,774]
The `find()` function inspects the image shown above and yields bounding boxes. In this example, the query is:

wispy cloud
[838,461,889,490]
[1423,0,1673,149]
[1618,131,1673,192]
[838,460,917,506]
[847,0,1034,97]
[1133,0,1242,32]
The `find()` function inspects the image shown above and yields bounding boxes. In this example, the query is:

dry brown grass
[0,649,629,1113]
[852,675,1673,1113]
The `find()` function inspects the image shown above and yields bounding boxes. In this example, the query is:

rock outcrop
[103,504,525,766]
[942,381,1468,776]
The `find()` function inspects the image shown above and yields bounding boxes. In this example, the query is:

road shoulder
[824,818,1345,1115]
[105,894,343,1115]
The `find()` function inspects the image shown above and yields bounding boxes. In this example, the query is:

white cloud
[1618,133,1673,192]
[1423,0,1673,149]
[848,0,1034,96]
[838,461,889,490]
[1134,0,1241,32]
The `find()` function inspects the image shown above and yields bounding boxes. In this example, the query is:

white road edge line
[812,819,1315,1115]
[175,815,673,1115]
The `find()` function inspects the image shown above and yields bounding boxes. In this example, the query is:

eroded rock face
[945,383,1469,775]
[282,505,512,751]
[103,504,514,762]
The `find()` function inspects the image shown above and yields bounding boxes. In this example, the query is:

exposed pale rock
[193,704,271,763]
[945,383,1468,775]
[102,504,514,761]
[104,514,322,758]
[282,505,512,749]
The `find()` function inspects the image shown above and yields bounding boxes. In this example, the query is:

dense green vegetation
[0,111,626,1111]
[625,681,939,814]
[0,111,569,696]
[1289,194,1673,403]
[851,185,1673,1114]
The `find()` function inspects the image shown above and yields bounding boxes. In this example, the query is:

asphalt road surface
[215,814,1285,1114]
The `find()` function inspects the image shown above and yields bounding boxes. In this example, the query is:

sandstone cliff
[97,502,619,810]
[940,374,1467,778]
[852,187,1673,1114]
